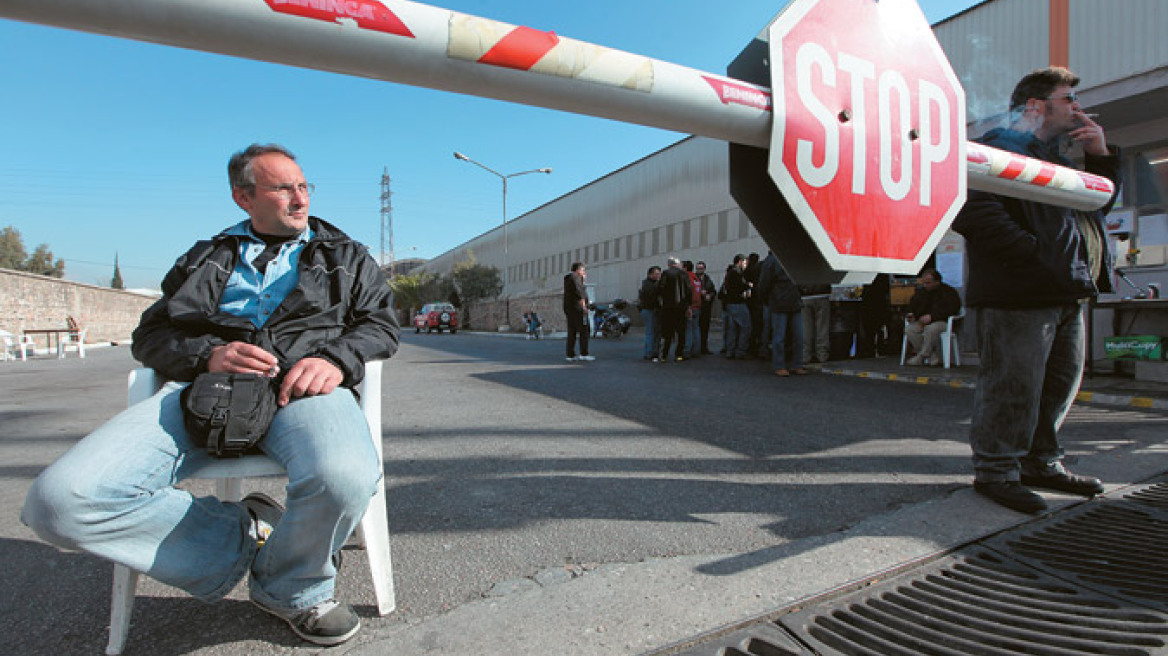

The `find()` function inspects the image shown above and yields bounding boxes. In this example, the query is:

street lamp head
[453,152,469,161]
[539,168,553,174]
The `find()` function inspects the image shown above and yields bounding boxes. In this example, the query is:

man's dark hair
[733,254,746,265]
[921,268,942,283]
[646,266,661,275]
[571,261,585,272]
[1009,66,1080,112]
[228,143,297,190]
[696,261,706,269]
[683,260,694,272]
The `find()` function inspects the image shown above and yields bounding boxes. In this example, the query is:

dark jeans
[770,310,804,371]
[565,308,589,357]
[699,303,713,352]
[659,307,687,359]
[969,305,1084,482]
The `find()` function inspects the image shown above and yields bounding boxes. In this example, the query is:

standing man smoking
[22,144,399,646]
[953,66,1121,514]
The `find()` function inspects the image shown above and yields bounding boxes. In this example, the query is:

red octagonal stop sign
[768,0,966,273]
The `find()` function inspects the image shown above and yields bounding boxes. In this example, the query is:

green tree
[111,253,125,289]
[25,244,66,278]
[388,271,455,311]
[388,271,436,312]
[0,226,28,270]
[1,226,65,277]
[451,259,502,303]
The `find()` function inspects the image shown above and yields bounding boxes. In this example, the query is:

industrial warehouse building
[420,0,1168,364]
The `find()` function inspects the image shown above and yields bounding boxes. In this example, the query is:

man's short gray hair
[667,257,681,267]
[228,143,297,190]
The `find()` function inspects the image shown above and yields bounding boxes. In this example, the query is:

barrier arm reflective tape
[0,0,1113,211]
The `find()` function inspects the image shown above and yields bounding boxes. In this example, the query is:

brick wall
[0,268,156,343]
[467,293,564,332]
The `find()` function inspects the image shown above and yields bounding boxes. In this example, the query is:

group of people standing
[634,252,830,377]
[636,258,716,363]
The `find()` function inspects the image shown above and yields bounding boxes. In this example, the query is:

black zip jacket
[132,217,399,387]
[757,253,803,314]
[952,128,1120,308]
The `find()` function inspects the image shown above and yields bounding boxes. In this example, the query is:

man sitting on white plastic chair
[21,144,399,647]
[903,269,962,366]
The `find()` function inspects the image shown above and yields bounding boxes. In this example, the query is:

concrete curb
[816,365,1168,412]
[343,442,1168,656]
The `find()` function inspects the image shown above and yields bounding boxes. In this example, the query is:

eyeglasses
[1045,92,1078,104]
[252,182,315,198]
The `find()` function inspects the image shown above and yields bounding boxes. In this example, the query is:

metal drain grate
[989,498,1168,610]
[660,479,1168,656]
[779,549,1168,655]
[1126,482,1168,512]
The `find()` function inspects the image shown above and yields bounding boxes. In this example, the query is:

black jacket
[721,267,751,305]
[657,266,693,309]
[952,128,1120,308]
[563,271,587,313]
[132,217,399,387]
[908,283,962,322]
[757,253,803,314]
[637,277,661,310]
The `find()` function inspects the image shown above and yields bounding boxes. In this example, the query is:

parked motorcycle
[591,299,632,339]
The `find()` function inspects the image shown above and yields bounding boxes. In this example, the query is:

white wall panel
[934,0,1049,123]
[1070,0,1168,85]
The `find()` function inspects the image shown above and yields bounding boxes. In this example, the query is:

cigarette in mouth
[1082,113,1100,118]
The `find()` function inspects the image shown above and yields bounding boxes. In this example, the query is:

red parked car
[413,302,459,334]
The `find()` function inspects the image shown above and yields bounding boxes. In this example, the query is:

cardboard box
[1104,335,1164,360]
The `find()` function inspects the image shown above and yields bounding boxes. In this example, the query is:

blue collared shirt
[218,220,313,328]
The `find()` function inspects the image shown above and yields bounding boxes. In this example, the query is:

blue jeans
[22,383,381,611]
[969,305,1084,482]
[770,310,804,371]
[725,304,751,357]
[685,309,701,357]
[641,308,660,358]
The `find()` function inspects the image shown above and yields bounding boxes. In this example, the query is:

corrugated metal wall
[425,137,767,303]
[933,0,1048,123]
[1069,0,1168,85]
[935,0,1168,123]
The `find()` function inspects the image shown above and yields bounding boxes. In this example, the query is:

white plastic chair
[107,361,394,655]
[57,328,87,358]
[900,312,964,369]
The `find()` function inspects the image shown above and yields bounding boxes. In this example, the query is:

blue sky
[0,0,980,289]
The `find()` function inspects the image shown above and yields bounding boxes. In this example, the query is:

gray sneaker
[254,598,361,646]
[242,493,283,546]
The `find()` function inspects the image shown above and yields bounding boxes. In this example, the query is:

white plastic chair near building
[900,312,965,369]
[106,361,394,655]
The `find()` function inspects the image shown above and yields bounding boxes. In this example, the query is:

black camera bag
[180,372,278,457]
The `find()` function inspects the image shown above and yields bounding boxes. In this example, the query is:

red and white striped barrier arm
[0,0,1113,211]
[966,143,1115,211]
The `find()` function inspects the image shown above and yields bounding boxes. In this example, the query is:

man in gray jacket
[23,144,399,646]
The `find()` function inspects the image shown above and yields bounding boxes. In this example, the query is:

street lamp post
[453,151,551,326]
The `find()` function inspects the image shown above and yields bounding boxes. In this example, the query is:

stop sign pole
[0,0,1115,280]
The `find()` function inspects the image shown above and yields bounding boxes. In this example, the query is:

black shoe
[254,598,361,646]
[242,493,284,547]
[1020,471,1104,497]
[974,481,1049,514]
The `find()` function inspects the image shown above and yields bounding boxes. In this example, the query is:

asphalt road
[3,332,1164,655]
